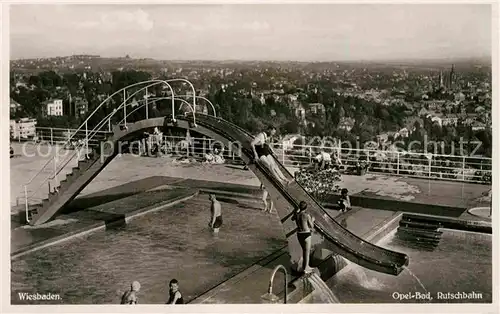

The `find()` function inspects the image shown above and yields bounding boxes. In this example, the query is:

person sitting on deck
[251,125,292,186]
[166,279,184,304]
[120,281,141,304]
[337,188,351,213]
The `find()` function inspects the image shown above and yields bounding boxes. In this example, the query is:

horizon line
[10,54,492,64]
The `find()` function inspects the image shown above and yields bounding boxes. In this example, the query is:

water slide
[181,114,409,275]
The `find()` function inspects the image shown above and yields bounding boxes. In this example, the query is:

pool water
[327,229,492,303]
[11,196,287,304]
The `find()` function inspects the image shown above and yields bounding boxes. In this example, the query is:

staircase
[19,79,217,226]
[24,131,113,225]
[396,216,443,250]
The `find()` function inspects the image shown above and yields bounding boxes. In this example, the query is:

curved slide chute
[177,114,409,275]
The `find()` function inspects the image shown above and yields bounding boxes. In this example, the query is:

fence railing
[20,79,201,221]
[29,127,492,184]
[35,127,111,148]
[275,144,492,184]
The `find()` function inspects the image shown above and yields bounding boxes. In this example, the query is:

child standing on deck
[260,184,275,213]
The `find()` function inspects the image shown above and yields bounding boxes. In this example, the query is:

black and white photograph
[3,0,497,310]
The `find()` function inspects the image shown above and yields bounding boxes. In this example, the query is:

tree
[282,119,300,134]
[338,106,345,120]
[111,70,152,91]
[430,123,443,140]
[474,129,492,157]
[39,71,62,88]
[63,73,81,96]
[28,75,41,88]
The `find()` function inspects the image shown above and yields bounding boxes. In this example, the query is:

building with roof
[10,99,22,114]
[10,118,37,139]
[45,99,63,116]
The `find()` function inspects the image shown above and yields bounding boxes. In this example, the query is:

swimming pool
[326,229,492,303]
[11,195,287,304]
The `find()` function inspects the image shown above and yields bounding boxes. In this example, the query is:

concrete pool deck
[11,186,198,258]
[190,207,402,304]
[10,178,490,304]
[11,160,491,257]
[12,180,402,304]
[11,194,289,304]
[9,151,492,304]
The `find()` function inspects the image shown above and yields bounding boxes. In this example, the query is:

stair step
[397,227,442,239]
[397,230,440,238]
[398,225,443,235]
[397,234,441,245]
[399,220,442,230]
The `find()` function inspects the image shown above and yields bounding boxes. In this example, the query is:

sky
[10,3,493,61]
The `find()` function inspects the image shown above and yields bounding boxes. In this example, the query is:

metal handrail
[117,96,199,125]
[23,80,168,188]
[23,79,197,208]
[261,264,288,304]
[24,78,191,189]
[36,127,110,133]
[163,78,197,125]
[25,104,121,201]
[32,129,491,177]
[24,81,166,201]
[287,144,492,161]
[175,95,216,117]
[30,130,494,165]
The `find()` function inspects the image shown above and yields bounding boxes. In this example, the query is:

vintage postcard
[2,1,497,313]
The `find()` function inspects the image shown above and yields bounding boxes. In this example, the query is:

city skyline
[10,4,492,62]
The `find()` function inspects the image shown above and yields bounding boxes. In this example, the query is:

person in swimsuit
[166,279,184,304]
[251,125,292,186]
[209,194,222,234]
[293,201,315,273]
[313,151,332,171]
[120,281,140,304]
[338,188,351,213]
[332,151,343,171]
[260,184,275,213]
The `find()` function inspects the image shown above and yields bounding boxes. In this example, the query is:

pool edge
[11,191,199,260]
